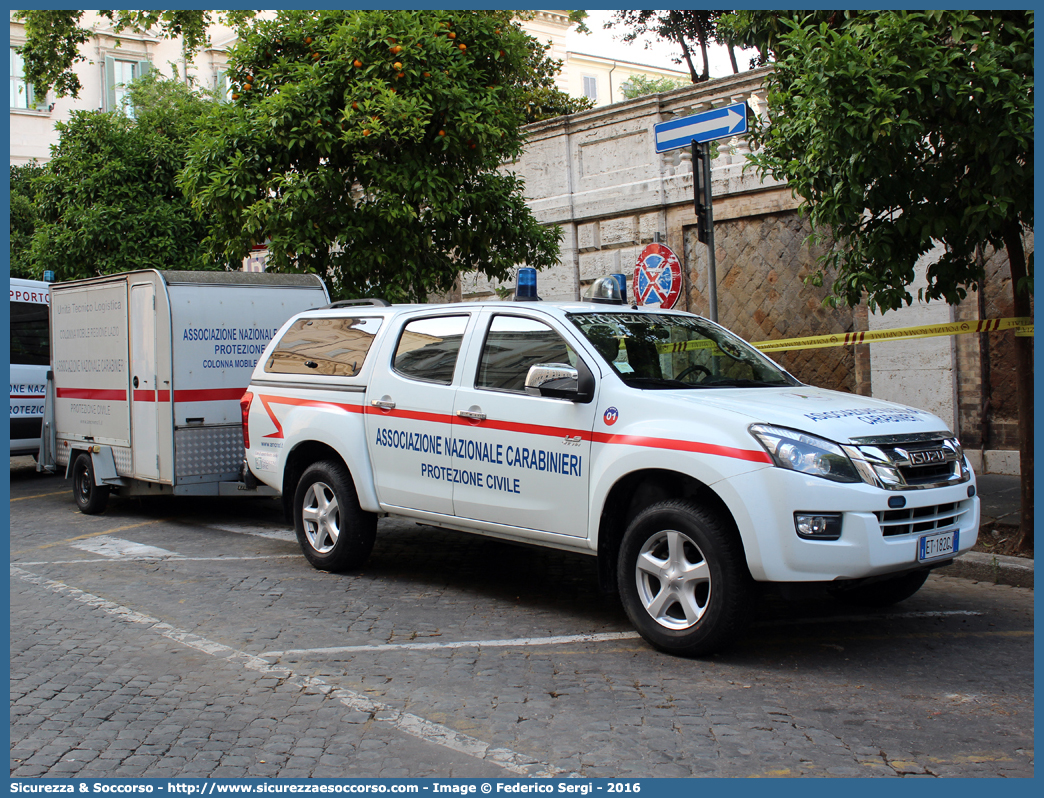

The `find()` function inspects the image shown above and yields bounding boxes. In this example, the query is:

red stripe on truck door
[56,388,127,401]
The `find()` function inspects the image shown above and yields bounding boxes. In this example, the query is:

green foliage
[28,74,218,281]
[10,163,45,279]
[14,10,258,99]
[621,74,689,99]
[611,11,736,83]
[179,10,564,303]
[733,10,1034,311]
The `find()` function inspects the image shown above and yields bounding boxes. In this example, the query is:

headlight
[749,424,860,483]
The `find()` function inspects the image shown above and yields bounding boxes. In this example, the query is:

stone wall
[952,234,1034,471]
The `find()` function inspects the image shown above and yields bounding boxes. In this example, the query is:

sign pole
[694,142,718,323]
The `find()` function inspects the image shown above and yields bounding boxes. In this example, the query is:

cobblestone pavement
[10,461,1034,778]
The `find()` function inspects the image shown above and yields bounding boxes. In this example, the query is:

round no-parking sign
[633,243,682,309]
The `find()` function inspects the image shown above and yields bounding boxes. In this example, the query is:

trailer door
[130,282,160,480]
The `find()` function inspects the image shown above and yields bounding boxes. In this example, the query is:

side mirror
[524,359,595,403]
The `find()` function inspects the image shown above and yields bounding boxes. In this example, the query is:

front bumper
[715,465,979,582]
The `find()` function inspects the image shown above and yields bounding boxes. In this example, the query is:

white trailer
[39,270,330,513]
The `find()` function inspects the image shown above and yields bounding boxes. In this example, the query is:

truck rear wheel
[294,460,376,572]
[617,500,752,657]
[72,453,109,515]
[831,569,930,608]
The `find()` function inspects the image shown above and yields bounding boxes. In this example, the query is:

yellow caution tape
[750,317,1032,353]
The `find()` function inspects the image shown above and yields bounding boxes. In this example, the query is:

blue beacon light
[515,268,539,301]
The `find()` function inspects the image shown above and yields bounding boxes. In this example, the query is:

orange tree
[179,10,582,302]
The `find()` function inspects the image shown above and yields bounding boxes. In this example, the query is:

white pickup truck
[241,274,979,655]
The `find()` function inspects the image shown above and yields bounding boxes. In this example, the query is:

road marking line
[71,536,182,560]
[11,566,570,778]
[10,490,68,502]
[263,631,643,658]
[32,520,166,551]
[262,611,988,657]
[204,524,297,542]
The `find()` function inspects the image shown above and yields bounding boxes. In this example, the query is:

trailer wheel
[72,453,110,515]
[294,460,376,572]
[617,500,752,657]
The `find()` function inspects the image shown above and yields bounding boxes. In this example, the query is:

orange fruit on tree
[458,44,466,51]
[353,59,362,68]
[351,101,359,110]
[448,32,456,39]
[438,130,446,136]
[423,72,430,77]
[393,62,403,70]
[390,45,402,55]
[363,129,370,136]
[305,37,312,45]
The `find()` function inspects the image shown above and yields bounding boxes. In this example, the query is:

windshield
[566,311,800,390]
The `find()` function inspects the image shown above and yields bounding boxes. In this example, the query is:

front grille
[875,500,970,537]
[898,461,961,485]
[847,433,969,490]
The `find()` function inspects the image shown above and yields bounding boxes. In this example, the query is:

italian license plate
[918,530,958,562]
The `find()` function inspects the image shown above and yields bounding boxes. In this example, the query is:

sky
[565,10,752,79]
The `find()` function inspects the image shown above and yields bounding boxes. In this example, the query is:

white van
[10,278,51,457]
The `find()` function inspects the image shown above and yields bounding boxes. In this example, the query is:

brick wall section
[953,233,1034,450]
[684,211,871,396]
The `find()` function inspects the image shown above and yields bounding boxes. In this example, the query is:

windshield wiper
[621,377,706,390]
[697,378,783,388]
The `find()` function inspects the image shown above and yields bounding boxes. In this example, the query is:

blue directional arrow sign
[654,102,749,153]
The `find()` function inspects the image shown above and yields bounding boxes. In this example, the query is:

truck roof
[49,269,326,290]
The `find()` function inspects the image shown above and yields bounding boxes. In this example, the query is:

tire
[72,453,110,515]
[617,499,752,656]
[293,460,376,572]
[832,569,930,608]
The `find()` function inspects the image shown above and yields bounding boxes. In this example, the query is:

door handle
[457,409,486,422]
[371,398,396,411]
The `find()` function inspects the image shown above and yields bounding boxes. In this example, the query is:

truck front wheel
[294,460,376,572]
[618,500,752,656]
[72,453,109,515]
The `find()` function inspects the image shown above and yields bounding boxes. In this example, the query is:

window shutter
[138,60,152,79]
[104,56,116,111]
[215,69,228,102]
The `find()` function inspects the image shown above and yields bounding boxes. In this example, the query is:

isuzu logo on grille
[909,449,946,465]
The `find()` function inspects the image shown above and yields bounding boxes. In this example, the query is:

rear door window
[393,315,469,385]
